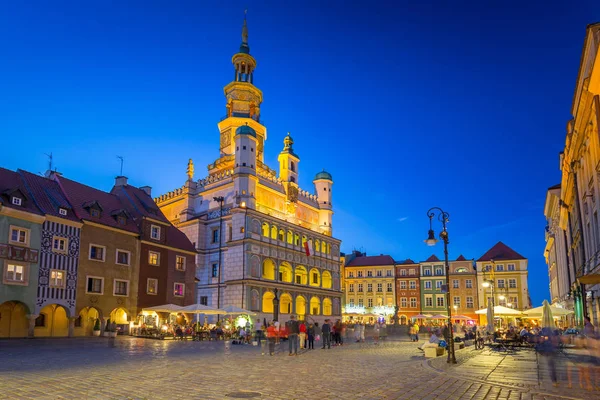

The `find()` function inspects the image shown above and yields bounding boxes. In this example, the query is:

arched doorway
[76,306,102,336]
[35,304,69,337]
[110,307,130,334]
[279,262,293,283]
[279,293,292,315]
[323,298,332,316]
[0,301,30,338]
[295,296,306,320]
[262,259,275,280]
[310,297,320,316]
[262,291,275,313]
[400,315,407,325]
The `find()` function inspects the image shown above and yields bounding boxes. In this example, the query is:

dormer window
[151,225,161,240]
[117,216,126,225]
[11,197,22,206]
[59,208,67,216]
[90,209,100,218]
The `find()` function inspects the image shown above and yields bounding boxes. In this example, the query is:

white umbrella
[412,314,432,319]
[222,305,257,316]
[180,304,226,315]
[541,300,554,329]
[430,314,448,319]
[523,304,573,317]
[476,305,522,316]
[143,304,185,313]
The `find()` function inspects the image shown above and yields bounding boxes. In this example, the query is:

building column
[26,314,38,338]
[68,317,77,337]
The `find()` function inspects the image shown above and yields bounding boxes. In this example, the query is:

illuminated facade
[550,23,600,327]
[155,17,342,324]
[476,242,530,320]
[419,255,448,316]
[395,259,420,324]
[343,254,396,323]
[448,255,478,321]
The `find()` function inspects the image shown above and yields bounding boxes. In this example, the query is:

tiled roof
[0,167,43,215]
[424,254,440,262]
[18,170,80,222]
[346,255,395,267]
[548,183,561,190]
[56,176,140,233]
[455,255,467,261]
[397,258,417,265]
[477,241,526,261]
[114,185,196,253]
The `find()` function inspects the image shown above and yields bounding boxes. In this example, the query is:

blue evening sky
[1,1,597,307]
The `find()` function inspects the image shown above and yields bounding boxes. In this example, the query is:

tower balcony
[220,113,265,126]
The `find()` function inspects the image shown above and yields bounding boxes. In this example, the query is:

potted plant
[93,318,101,337]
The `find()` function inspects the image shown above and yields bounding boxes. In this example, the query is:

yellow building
[476,242,530,322]
[343,254,396,323]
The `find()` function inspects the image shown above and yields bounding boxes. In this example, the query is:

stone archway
[35,303,70,337]
[0,301,30,338]
[279,293,293,315]
[295,296,306,320]
[76,306,103,336]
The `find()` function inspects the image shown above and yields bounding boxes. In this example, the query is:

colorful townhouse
[111,182,196,327]
[419,255,448,318]
[395,259,421,324]
[448,255,478,321]
[0,168,43,338]
[19,170,83,337]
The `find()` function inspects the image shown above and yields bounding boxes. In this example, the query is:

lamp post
[424,207,456,364]
[213,196,225,321]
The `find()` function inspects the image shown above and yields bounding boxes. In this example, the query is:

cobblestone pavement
[0,337,597,400]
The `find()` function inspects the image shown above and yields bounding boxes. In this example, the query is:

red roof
[346,255,395,267]
[0,167,43,216]
[113,185,196,253]
[56,175,140,233]
[477,241,526,261]
[18,170,80,222]
[424,254,440,262]
[397,258,417,265]
[455,255,467,261]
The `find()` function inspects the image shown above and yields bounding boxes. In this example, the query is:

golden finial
[186,158,194,180]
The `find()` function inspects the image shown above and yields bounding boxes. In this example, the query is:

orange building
[395,259,421,324]
[448,255,478,322]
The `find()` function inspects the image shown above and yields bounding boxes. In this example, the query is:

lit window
[52,237,68,253]
[5,264,25,282]
[147,278,158,295]
[116,250,130,266]
[59,208,68,216]
[149,251,160,266]
[409,269,415,275]
[89,245,105,261]
[114,280,129,296]
[11,197,22,206]
[176,256,186,271]
[50,270,65,288]
[151,225,161,240]
[174,283,185,297]
[10,226,28,245]
[358,298,363,307]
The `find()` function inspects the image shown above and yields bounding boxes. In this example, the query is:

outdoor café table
[495,338,519,352]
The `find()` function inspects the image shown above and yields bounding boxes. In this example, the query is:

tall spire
[240,10,250,54]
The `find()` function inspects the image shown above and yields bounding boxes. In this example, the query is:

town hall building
[155,17,343,324]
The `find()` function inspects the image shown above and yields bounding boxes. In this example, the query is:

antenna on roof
[117,156,124,176]
[44,152,53,172]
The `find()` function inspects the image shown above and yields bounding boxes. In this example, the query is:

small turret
[313,170,333,235]
[233,124,258,209]
[278,133,300,184]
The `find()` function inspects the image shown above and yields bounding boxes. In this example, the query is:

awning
[180,304,227,314]
[523,303,573,317]
[578,274,600,285]
[221,305,257,316]
[475,305,522,316]
[142,304,185,313]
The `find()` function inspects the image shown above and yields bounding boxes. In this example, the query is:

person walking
[286,315,300,356]
[255,318,263,346]
[307,323,315,350]
[413,322,420,342]
[373,321,380,345]
[321,319,332,349]
[360,321,366,342]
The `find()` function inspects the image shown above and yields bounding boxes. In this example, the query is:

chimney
[115,176,128,187]
[140,186,152,196]
[45,170,63,179]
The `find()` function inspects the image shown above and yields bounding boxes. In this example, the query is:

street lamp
[424,207,456,364]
